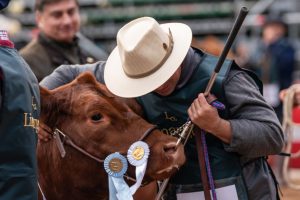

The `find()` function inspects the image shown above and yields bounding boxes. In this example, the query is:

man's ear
[35,11,43,29]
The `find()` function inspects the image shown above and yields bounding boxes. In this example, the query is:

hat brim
[104,22,192,98]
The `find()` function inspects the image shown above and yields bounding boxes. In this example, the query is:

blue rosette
[104,152,128,178]
[104,152,133,200]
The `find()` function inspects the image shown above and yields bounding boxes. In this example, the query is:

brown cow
[37,72,186,200]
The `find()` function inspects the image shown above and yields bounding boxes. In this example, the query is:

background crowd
[1,0,300,106]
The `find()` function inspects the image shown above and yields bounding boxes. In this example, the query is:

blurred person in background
[0,1,40,199]
[20,0,107,82]
[192,35,235,59]
[241,16,296,122]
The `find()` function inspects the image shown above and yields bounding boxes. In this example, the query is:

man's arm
[188,69,284,158]
[224,69,284,158]
[40,61,106,89]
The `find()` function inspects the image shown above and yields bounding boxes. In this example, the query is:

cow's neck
[38,141,110,199]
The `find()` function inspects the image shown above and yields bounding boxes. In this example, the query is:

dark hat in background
[262,14,288,37]
[263,14,287,29]
[0,0,10,10]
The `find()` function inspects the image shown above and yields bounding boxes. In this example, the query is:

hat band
[125,29,174,79]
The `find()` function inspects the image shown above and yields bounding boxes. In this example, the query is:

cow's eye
[91,114,102,121]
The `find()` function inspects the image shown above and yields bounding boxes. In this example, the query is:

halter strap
[53,125,157,163]
[49,125,158,187]
[139,126,158,141]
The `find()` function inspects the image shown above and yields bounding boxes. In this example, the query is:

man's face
[154,67,181,96]
[36,0,80,43]
[262,23,285,45]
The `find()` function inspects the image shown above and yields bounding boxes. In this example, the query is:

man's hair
[35,0,78,11]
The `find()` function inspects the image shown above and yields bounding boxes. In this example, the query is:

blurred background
[1,0,299,102]
[1,0,300,199]
[0,0,297,67]
[0,0,297,66]
[1,0,300,78]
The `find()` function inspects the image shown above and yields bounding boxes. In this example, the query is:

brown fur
[38,72,185,199]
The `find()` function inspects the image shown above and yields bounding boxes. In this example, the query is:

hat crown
[0,0,10,10]
[117,17,173,78]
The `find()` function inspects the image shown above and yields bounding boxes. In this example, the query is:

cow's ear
[76,71,114,98]
[40,86,52,105]
[96,82,114,98]
[39,86,55,117]
[40,86,51,96]
[76,72,97,85]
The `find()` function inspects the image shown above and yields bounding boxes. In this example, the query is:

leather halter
[52,125,158,183]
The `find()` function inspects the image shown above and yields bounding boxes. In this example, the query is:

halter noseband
[52,125,158,183]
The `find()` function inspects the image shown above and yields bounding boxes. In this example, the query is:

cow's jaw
[155,165,180,175]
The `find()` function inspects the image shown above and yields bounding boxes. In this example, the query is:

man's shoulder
[20,39,47,56]
[20,39,50,64]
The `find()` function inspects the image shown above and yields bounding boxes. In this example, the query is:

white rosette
[104,152,133,200]
[127,141,150,194]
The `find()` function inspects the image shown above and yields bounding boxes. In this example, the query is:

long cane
[204,7,249,95]
[155,6,249,200]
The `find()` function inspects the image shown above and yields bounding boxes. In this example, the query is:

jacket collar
[0,30,14,48]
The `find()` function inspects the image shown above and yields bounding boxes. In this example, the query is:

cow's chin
[146,144,186,181]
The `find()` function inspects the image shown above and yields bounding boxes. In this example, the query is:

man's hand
[188,93,232,144]
[280,84,300,106]
[188,93,220,133]
[38,122,53,142]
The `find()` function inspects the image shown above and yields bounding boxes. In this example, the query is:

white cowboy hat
[104,16,192,98]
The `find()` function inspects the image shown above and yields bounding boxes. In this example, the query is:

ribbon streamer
[110,176,133,200]
[130,162,147,194]
[127,141,150,194]
[104,152,133,200]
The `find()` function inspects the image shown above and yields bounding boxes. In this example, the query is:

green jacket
[0,42,40,199]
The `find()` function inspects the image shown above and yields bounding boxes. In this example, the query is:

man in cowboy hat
[0,1,40,199]
[40,17,283,199]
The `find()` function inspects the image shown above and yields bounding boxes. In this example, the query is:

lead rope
[282,84,300,189]
[199,100,225,200]
[38,182,47,200]
[194,128,211,200]
[201,129,216,200]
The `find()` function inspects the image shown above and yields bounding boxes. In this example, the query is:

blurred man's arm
[40,61,106,89]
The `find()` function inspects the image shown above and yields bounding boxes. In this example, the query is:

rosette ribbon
[127,141,150,195]
[104,152,133,200]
